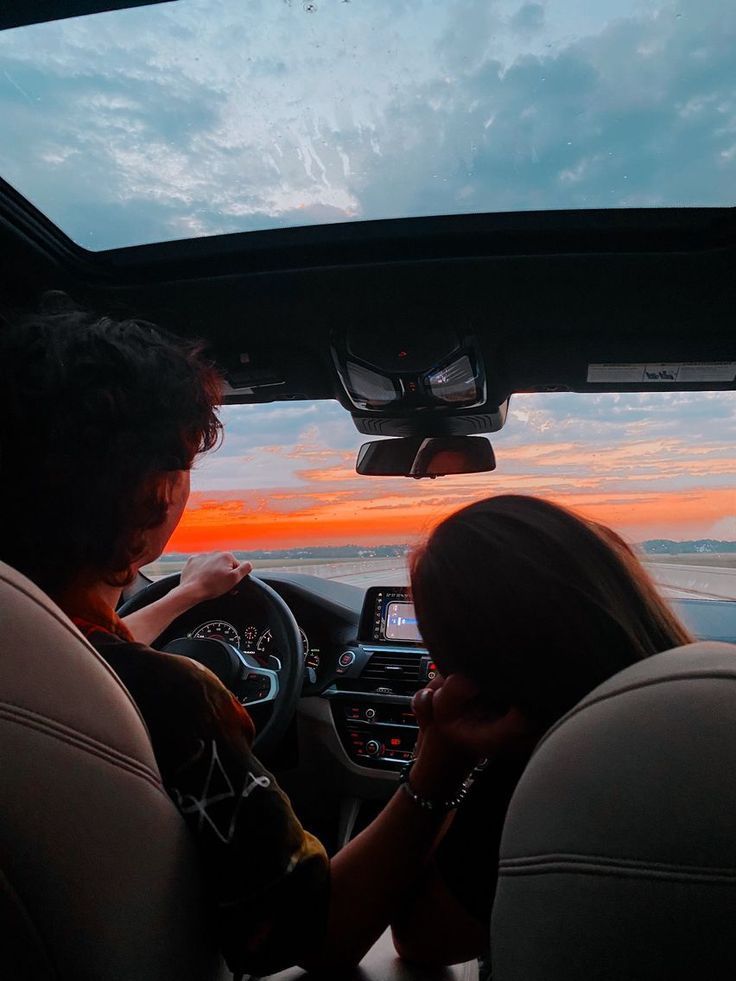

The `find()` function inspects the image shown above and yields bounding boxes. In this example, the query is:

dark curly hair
[0,300,222,595]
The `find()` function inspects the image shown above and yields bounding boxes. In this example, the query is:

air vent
[362,651,423,683]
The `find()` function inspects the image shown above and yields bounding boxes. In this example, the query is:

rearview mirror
[356,436,496,478]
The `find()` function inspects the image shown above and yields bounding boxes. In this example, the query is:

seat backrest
[491,641,736,981]
[0,561,221,981]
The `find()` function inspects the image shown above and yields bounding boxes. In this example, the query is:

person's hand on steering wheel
[122,551,252,646]
[178,551,253,604]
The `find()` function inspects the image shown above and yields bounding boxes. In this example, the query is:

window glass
[141,392,736,604]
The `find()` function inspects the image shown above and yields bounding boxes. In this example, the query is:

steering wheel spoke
[235,653,280,707]
[117,572,304,757]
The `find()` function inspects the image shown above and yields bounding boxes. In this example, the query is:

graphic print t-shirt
[67,600,329,977]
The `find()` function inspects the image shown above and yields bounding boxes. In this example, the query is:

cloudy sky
[1,1,734,550]
[0,0,733,248]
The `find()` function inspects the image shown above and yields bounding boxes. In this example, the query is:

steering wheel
[118,574,305,758]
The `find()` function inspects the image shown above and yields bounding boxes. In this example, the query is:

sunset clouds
[168,392,736,551]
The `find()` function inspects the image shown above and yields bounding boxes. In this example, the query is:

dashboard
[146,571,736,777]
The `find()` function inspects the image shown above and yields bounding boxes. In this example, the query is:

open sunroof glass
[0,0,733,251]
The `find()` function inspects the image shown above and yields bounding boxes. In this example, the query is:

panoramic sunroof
[0,0,732,251]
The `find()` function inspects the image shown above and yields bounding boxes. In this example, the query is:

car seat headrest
[491,641,736,981]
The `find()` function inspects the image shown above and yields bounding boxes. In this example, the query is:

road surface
[148,557,736,601]
[324,560,736,601]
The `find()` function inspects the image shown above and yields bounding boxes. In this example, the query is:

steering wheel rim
[118,573,305,757]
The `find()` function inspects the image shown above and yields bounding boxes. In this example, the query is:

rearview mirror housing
[356,436,496,479]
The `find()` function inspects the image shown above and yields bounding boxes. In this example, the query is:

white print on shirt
[171,739,271,845]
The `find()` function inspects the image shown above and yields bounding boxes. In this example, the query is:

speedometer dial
[191,620,241,647]
[256,626,309,667]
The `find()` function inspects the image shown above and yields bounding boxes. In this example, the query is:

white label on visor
[587,363,736,383]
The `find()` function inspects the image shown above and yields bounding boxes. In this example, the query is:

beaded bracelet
[398,757,489,813]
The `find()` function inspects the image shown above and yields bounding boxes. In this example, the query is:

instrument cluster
[190,619,320,671]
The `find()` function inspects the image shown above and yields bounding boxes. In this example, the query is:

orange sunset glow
[169,393,736,553]
[169,484,736,553]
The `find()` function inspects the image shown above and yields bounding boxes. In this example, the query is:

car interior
[1,1,735,979]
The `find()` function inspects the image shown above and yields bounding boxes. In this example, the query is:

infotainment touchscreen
[360,587,424,645]
[385,602,421,642]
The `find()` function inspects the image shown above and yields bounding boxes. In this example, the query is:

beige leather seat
[0,560,478,981]
[0,561,222,981]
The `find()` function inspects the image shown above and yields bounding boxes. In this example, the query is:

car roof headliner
[3,191,734,408]
[0,1,173,32]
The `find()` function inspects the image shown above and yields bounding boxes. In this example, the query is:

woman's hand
[410,674,536,794]
[178,551,253,605]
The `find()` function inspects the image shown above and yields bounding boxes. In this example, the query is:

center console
[327,587,438,771]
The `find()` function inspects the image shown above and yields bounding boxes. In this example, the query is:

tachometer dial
[256,626,309,667]
[191,620,240,647]
[242,625,259,647]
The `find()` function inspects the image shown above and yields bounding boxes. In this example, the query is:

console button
[365,739,381,757]
[339,651,356,668]
[364,708,376,720]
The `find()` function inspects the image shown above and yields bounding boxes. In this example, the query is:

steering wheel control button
[240,672,273,703]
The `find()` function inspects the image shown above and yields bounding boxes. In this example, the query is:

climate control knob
[365,739,381,757]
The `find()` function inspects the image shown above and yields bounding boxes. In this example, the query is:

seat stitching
[500,852,736,876]
[0,707,166,795]
[499,865,736,885]
[0,712,165,797]
[499,854,736,884]
[0,700,161,783]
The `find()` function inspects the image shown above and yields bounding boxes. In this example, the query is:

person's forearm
[121,584,200,645]
[391,859,489,966]
[301,743,474,970]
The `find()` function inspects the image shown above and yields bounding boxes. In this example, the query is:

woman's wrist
[408,735,478,800]
[399,756,488,813]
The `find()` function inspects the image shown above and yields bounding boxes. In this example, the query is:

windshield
[0,0,733,249]
[146,391,736,603]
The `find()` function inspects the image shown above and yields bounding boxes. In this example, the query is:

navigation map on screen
[385,602,422,642]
